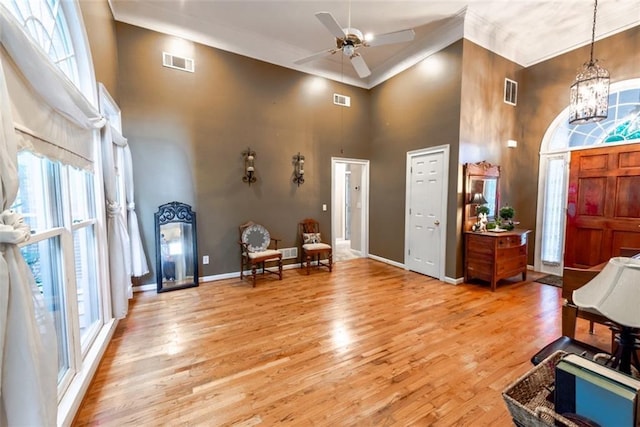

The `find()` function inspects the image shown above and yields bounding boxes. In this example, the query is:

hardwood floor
[73,259,609,426]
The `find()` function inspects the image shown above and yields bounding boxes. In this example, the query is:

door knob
[434,220,440,225]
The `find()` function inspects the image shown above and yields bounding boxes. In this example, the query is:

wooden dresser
[464,229,531,291]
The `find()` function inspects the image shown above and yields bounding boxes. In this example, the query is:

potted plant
[499,205,515,230]
[476,205,490,216]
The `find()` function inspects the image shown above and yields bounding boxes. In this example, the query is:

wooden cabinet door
[565,144,640,268]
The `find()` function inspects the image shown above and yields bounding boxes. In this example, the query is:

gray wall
[369,41,463,278]
[115,23,371,283]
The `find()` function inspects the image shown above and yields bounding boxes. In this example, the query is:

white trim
[368,253,404,269]
[331,157,370,261]
[58,319,118,427]
[404,145,450,281]
[61,1,99,107]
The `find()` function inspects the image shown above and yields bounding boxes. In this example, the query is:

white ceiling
[108,0,640,89]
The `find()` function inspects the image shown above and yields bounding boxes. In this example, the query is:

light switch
[203,255,209,264]
[322,204,327,211]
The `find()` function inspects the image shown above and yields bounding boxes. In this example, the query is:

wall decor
[293,152,305,186]
[242,147,256,185]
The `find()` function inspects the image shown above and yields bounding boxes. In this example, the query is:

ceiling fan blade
[315,12,346,40]
[350,54,371,78]
[365,29,415,47]
[294,48,336,65]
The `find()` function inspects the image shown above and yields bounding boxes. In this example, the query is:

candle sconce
[293,152,305,186]
[242,147,256,185]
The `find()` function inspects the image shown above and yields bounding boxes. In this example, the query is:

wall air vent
[504,78,517,106]
[333,93,351,107]
[162,52,195,73]
[278,247,298,260]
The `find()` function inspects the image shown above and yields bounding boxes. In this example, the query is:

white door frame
[404,145,449,281]
[331,157,370,258]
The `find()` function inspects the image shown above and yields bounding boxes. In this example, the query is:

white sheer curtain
[124,145,149,277]
[0,4,104,423]
[0,41,57,427]
[541,156,567,265]
[102,125,131,318]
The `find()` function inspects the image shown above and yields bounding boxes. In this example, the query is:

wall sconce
[242,147,256,185]
[293,152,305,186]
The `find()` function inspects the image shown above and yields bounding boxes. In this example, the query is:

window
[3,0,79,87]
[14,152,73,389]
[69,166,101,350]
[549,87,640,151]
[5,0,109,420]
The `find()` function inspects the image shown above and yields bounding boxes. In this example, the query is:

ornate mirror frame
[463,161,501,231]
[155,201,199,293]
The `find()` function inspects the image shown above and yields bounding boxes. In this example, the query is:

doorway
[404,145,449,280]
[331,158,369,262]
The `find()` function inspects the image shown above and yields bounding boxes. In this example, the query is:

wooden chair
[239,221,282,287]
[562,267,609,339]
[299,218,332,275]
[562,248,640,340]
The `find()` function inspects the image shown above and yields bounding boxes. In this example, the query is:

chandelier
[568,0,610,125]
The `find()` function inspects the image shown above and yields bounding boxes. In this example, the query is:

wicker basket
[502,350,579,427]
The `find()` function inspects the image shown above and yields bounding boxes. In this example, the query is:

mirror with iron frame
[155,201,198,293]
[463,161,500,231]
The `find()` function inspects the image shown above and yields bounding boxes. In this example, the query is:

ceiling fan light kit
[294,10,415,79]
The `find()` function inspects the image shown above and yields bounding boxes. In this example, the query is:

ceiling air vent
[504,78,517,106]
[333,93,351,107]
[162,52,195,73]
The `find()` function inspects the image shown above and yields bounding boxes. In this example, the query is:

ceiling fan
[294,11,415,78]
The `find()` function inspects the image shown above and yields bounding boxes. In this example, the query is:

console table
[464,229,531,291]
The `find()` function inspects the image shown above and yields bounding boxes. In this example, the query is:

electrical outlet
[203,255,209,265]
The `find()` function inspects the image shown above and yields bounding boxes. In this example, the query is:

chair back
[299,218,319,235]
[239,221,271,252]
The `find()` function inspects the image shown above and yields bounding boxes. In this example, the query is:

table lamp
[573,257,640,375]
[470,192,488,205]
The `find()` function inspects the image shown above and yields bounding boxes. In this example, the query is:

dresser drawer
[499,245,527,259]
[496,256,527,275]
[497,234,527,248]
[467,234,495,255]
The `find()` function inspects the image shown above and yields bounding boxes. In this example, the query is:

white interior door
[405,146,448,280]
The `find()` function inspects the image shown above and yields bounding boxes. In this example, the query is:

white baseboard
[368,253,405,269]
[134,262,306,292]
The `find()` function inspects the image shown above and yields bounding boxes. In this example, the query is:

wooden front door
[565,143,640,268]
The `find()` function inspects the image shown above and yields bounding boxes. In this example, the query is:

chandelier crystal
[569,0,610,125]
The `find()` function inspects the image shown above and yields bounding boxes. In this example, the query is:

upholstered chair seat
[239,221,283,287]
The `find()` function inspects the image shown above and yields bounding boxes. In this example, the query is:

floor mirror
[155,201,198,293]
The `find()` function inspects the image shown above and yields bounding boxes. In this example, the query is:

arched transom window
[548,87,640,150]
[4,0,80,86]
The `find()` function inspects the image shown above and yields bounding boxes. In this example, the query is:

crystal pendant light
[569,0,610,125]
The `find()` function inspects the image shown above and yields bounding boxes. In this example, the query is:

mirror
[464,161,500,231]
[155,201,198,293]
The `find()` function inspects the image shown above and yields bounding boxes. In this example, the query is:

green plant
[499,205,515,221]
[476,205,490,215]
[486,221,497,230]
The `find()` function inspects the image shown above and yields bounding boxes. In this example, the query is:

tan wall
[79,0,119,100]
[115,23,371,283]
[459,40,523,274]
[369,41,463,278]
